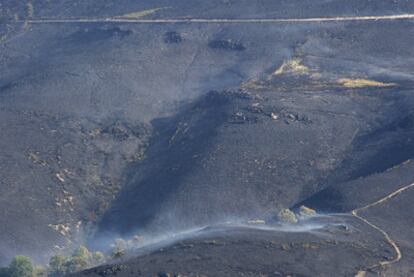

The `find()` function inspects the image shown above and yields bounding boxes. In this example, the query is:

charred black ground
[1,1,414,276]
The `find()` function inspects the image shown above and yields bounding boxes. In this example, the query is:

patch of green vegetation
[109,236,143,259]
[0,256,34,277]
[48,255,66,276]
[277,208,298,224]
[0,247,107,277]
[110,239,127,259]
[1,238,142,276]
[48,246,106,276]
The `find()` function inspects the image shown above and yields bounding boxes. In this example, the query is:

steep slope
[1,1,293,262]
[75,220,392,277]
[86,16,414,277]
[97,17,414,238]
[1,1,414,273]
[97,76,414,236]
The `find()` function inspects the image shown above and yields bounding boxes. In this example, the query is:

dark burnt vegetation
[163,31,182,44]
[208,39,246,51]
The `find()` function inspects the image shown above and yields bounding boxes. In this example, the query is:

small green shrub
[73,245,91,261]
[277,208,298,224]
[110,239,127,259]
[9,256,34,277]
[48,245,108,275]
[92,252,105,264]
[48,255,66,276]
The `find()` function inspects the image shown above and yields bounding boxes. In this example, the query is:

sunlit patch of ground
[115,8,168,19]
[242,57,398,92]
[337,78,397,88]
[272,59,311,76]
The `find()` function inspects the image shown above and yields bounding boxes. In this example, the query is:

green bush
[92,252,105,264]
[48,245,107,275]
[48,255,66,276]
[277,208,298,224]
[73,246,91,261]
[110,239,127,259]
[3,246,107,277]
[8,256,34,277]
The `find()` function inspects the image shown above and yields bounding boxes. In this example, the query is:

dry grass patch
[117,8,167,19]
[273,59,310,76]
[337,78,396,88]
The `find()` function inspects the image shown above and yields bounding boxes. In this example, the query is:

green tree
[73,246,91,261]
[277,208,298,224]
[9,256,34,277]
[48,255,66,276]
[48,246,106,275]
[92,252,105,265]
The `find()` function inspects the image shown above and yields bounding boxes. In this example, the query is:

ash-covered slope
[76,219,392,277]
[95,16,414,238]
[0,0,295,262]
[97,62,414,239]
[1,1,414,274]
[85,18,414,276]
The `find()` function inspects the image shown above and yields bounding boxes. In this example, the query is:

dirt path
[19,13,414,24]
[351,182,414,272]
